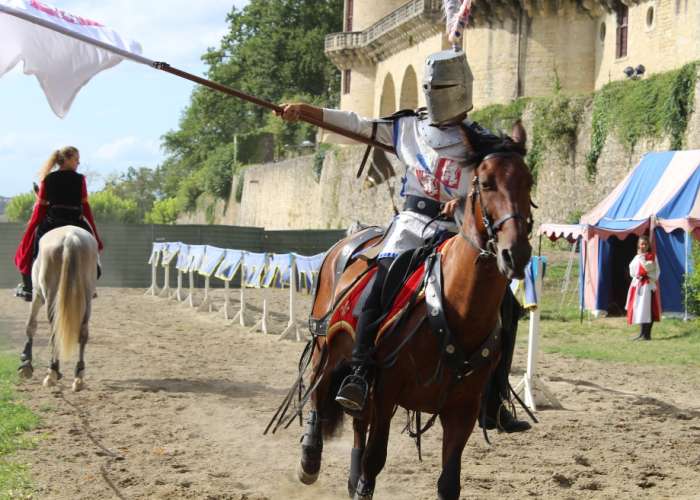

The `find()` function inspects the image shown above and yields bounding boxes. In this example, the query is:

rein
[457,152,533,261]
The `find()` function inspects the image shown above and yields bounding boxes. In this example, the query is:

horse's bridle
[458,152,534,260]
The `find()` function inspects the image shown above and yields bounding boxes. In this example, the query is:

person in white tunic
[278,48,530,433]
[626,235,661,341]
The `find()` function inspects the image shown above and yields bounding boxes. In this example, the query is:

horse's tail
[321,361,351,439]
[53,231,87,362]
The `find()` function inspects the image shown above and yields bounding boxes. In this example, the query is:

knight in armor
[278,49,530,433]
[14,146,103,301]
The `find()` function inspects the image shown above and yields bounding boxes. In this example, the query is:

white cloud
[94,136,160,163]
[62,0,249,68]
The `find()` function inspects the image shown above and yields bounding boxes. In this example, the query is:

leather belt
[403,195,443,218]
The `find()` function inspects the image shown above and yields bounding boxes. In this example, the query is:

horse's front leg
[19,293,44,379]
[354,397,394,500]
[436,400,480,500]
[348,417,368,497]
[298,408,323,484]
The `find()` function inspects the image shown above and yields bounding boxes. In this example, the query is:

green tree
[103,167,161,220]
[158,0,342,204]
[89,190,139,223]
[145,197,181,225]
[5,193,35,222]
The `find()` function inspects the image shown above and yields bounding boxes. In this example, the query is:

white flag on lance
[0,0,149,118]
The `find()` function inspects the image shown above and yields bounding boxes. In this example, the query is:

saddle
[326,233,452,343]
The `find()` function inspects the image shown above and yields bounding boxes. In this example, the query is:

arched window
[399,66,418,110]
[379,73,396,117]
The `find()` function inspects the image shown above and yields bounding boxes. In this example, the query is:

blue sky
[0,0,249,197]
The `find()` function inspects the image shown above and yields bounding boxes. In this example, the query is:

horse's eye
[481,182,493,191]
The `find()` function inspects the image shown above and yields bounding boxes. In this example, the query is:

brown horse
[295,123,533,500]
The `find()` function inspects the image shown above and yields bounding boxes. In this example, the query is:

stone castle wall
[190,70,700,231]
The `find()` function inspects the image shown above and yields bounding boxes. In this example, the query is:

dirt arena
[1,287,699,499]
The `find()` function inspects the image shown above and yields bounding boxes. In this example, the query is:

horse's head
[460,121,533,280]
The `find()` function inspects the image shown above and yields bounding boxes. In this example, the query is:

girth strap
[424,252,500,379]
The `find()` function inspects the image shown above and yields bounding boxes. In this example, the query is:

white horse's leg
[72,308,90,392]
[43,345,61,388]
[43,309,62,388]
[19,293,43,379]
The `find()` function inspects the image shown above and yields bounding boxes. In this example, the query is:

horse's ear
[511,120,527,147]
[459,124,476,154]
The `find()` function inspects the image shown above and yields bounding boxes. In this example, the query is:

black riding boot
[335,308,382,412]
[15,273,32,302]
[335,258,393,413]
[481,288,531,433]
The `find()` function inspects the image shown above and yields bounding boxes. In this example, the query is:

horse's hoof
[43,370,58,388]
[18,363,33,379]
[353,478,374,500]
[297,462,320,485]
[72,378,84,392]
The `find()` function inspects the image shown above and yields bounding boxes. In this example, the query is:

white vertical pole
[239,261,247,326]
[160,264,171,297]
[515,256,562,411]
[175,270,183,301]
[223,279,231,320]
[145,249,159,296]
[524,257,543,410]
[685,231,689,322]
[232,261,247,327]
[280,257,300,341]
[187,269,195,307]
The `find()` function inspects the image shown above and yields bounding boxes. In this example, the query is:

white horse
[18,226,98,392]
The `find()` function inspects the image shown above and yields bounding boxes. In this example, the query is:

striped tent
[542,151,700,316]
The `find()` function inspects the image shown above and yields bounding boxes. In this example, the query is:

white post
[175,270,183,302]
[231,261,248,327]
[280,258,301,341]
[515,257,562,411]
[187,270,195,307]
[144,250,160,296]
[159,264,171,298]
[223,280,231,320]
[684,231,689,322]
[198,276,218,313]
[249,259,269,335]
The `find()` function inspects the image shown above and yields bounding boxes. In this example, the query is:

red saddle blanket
[327,262,428,341]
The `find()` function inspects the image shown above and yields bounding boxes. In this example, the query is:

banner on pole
[0,0,145,117]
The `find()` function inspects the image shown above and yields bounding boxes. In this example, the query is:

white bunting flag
[0,0,148,117]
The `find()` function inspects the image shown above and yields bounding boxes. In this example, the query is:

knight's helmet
[422,49,474,125]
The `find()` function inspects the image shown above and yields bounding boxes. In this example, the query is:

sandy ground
[1,286,699,500]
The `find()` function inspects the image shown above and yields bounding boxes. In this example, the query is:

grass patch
[522,250,700,367]
[0,352,39,498]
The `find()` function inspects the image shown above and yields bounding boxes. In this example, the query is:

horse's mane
[462,121,527,166]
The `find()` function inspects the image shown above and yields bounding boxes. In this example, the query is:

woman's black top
[43,170,84,207]
[42,170,85,223]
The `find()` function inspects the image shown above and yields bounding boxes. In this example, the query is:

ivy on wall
[471,62,699,183]
[470,91,583,183]
[585,62,698,178]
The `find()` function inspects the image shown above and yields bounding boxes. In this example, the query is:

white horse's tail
[53,232,86,361]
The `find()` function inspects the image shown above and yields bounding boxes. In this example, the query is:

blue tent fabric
[596,151,675,230]
[595,237,613,312]
[657,165,700,220]
[654,229,690,312]
[579,150,700,314]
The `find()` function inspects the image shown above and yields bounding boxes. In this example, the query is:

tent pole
[685,231,689,322]
[580,236,585,324]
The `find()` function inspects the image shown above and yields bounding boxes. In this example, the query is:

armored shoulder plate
[417,118,465,150]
